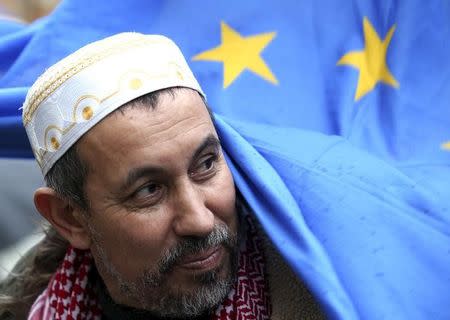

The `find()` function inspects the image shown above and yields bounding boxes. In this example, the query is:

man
[0,33,322,319]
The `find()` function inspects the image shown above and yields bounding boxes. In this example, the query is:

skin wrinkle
[75,88,239,317]
[114,134,221,199]
[108,94,210,151]
[88,224,135,302]
[141,117,210,147]
[81,120,212,184]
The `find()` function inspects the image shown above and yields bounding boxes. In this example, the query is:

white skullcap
[22,32,205,176]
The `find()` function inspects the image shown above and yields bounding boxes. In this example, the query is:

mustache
[157,223,237,274]
[138,223,238,288]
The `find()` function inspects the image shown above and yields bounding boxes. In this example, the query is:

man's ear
[34,187,91,250]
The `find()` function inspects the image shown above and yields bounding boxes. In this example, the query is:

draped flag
[1,1,449,319]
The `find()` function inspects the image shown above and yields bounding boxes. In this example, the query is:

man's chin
[138,267,234,318]
[137,250,235,318]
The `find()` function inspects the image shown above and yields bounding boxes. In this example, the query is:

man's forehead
[116,87,208,121]
[78,89,216,168]
[86,88,211,140]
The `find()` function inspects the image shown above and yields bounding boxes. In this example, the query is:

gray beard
[92,222,240,318]
[94,267,234,320]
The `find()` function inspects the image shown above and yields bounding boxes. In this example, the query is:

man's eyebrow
[117,166,164,195]
[117,134,221,195]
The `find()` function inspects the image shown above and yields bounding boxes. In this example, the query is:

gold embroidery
[72,95,100,122]
[44,123,75,151]
[129,78,142,90]
[23,36,170,125]
[119,66,182,85]
[82,106,93,120]
[33,147,44,167]
[50,137,60,150]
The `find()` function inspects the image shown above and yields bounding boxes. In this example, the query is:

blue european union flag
[0,1,449,319]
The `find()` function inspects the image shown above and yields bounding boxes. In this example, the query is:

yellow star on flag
[338,17,399,101]
[441,141,450,150]
[192,21,278,88]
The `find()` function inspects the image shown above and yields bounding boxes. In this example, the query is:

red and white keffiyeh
[27,247,101,320]
[212,216,271,319]
[28,216,271,320]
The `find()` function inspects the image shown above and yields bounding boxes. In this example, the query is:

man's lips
[177,246,224,271]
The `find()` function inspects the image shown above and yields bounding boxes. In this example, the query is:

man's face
[76,88,238,317]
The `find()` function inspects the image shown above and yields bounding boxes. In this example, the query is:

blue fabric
[0,1,449,319]
[216,117,450,319]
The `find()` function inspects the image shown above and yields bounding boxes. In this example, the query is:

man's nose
[172,180,215,237]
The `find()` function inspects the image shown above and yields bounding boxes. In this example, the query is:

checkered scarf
[28,216,270,319]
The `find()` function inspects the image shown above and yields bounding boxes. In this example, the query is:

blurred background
[0,0,59,279]
[0,0,58,22]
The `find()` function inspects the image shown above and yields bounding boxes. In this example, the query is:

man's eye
[134,183,162,200]
[201,157,215,171]
[191,155,218,179]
